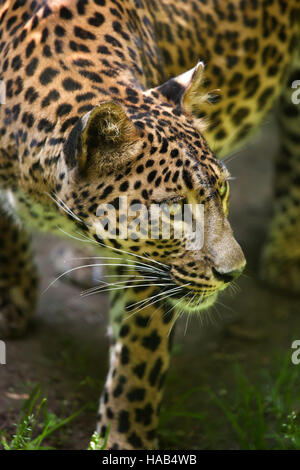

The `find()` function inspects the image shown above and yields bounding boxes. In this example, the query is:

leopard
[0,0,299,450]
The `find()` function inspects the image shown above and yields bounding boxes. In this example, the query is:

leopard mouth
[135,265,220,312]
[167,288,218,312]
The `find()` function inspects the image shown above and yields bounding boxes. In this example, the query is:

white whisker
[126,283,190,318]
[56,226,95,244]
[167,292,191,337]
[47,192,84,224]
[69,255,166,275]
[81,276,164,295]
[81,282,175,298]
[42,262,158,294]
[124,287,185,321]
[126,284,186,311]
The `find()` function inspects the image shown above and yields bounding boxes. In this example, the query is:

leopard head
[62,62,246,313]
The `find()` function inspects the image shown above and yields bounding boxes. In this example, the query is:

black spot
[77,0,88,15]
[118,410,130,433]
[60,6,73,19]
[119,324,130,337]
[232,107,250,125]
[6,15,17,30]
[160,138,168,153]
[121,345,130,365]
[69,40,90,53]
[244,74,260,99]
[60,117,78,132]
[25,87,39,103]
[105,34,122,48]
[54,25,66,37]
[42,44,52,57]
[142,330,161,351]
[258,86,274,108]
[38,118,54,133]
[135,403,153,426]
[103,388,109,404]
[182,169,193,189]
[25,39,35,57]
[98,45,109,54]
[39,67,59,85]
[227,55,239,68]
[149,358,163,387]
[120,181,129,192]
[63,117,82,168]
[135,315,150,327]
[101,185,113,199]
[76,93,96,104]
[147,170,157,183]
[113,383,123,398]
[172,170,179,183]
[41,27,49,43]
[62,77,82,91]
[42,4,52,18]
[163,309,175,324]
[105,406,113,420]
[133,362,146,379]
[74,26,96,40]
[89,12,105,27]
[127,432,143,449]
[78,70,103,83]
[56,103,72,117]
[215,129,227,140]
[25,57,38,76]
[127,387,145,402]
[11,55,22,71]
[42,89,60,107]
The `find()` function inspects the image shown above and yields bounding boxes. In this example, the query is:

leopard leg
[261,51,300,294]
[0,191,38,337]
[96,281,176,450]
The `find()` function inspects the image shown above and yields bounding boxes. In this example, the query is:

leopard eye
[219,180,229,199]
[161,200,183,216]
[169,202,182,216]
[219,180,230,215]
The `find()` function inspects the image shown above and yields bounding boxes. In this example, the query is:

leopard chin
[168,291,218,313]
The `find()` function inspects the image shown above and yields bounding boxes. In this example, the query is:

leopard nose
[212,265,245,283]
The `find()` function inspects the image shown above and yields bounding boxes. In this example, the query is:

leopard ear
[64,102,142,175]
[155,62,221,128]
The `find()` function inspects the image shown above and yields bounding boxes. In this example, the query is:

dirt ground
[1,118,300,450]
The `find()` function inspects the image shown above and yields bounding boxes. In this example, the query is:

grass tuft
[1,386,83,450]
